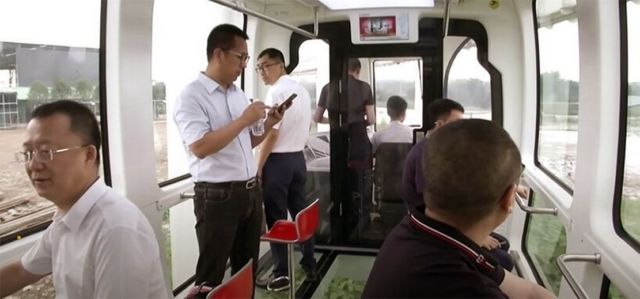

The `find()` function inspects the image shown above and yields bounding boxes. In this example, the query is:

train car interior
[0,0,639,298]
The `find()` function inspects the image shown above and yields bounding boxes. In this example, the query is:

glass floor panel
[255,252,375,299]
[255,251,323,299]
[312,254,375,299]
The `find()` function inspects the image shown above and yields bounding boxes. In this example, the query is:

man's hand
[516,185,530,198]
[241,101,268,126]
[481,235,501,250]
[265,105,285,128]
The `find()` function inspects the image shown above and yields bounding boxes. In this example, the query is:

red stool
[185,259,253,299]
[261,199,319,299]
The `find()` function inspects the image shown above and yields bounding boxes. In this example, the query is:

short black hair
[424,119,521,226]
[257,48,285,64]
[427,98,464,121]
[206,24,249,61]
[348,58,361,72]
[30,100,102,166]
[386,95,407,119]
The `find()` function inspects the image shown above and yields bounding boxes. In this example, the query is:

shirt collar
[390,120,403,125]
[197,72,236,94]
[407,206,499,272]
[56,179,108,232]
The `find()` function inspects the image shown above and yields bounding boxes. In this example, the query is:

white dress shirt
[174,72,256,182]
[21,179,170,299]
[371,120,413,152]
[264,75,311,153]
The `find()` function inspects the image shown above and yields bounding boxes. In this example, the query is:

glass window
[605,279,625,299]
[535,0,580,189]
[446,38,492,120]
[373,58,423,130]
[0,0,102,296]
[523,193,567,295]
[621,0,640,243]
[288,39,331,241]
[151,0,243,183]
[0,0,102,240]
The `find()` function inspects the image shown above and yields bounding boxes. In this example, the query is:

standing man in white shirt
[255,48,316,292]
[0,100,170,299]
[173,24,284,292]
[370,95,413,153]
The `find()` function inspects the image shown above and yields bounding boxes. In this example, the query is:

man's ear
[85,145,98,165]
[499,184,517,212]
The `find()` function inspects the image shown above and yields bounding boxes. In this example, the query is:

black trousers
[193,179,263,287]
[263,152,316,277]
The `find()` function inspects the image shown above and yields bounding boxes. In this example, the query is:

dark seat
[374,143,413,226]
[374,143,413,204]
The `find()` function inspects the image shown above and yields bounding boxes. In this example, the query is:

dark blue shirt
[402,138,428,208]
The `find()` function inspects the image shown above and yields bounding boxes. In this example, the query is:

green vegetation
[621,194,640,242]
[27,81,49,100]
[323,277,365,299]
[525,194,567,295]
[50,79,73,100]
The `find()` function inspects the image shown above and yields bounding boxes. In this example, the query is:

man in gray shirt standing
[173,24,284,292]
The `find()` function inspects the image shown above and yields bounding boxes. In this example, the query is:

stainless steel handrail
[443,0,452,36]
[180,192,195,200]
[556,253,601,299]
[515,193,558,215]
[210,0,318,39]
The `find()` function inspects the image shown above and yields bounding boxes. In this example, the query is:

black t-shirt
[363,207,507,298]
[318,76,373,125]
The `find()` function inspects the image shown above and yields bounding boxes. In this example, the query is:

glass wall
[535,0,580,190]
[523,193,567,295]
[151,0,244,183]
[620,0,640,244]
[446,38,492,120]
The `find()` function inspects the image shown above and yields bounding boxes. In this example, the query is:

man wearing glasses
[255,48,316,292]
[173,24,284,293]
[0,100,170,299]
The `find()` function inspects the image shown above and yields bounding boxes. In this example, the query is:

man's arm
[189,101,266,158]
[256,129,279,179]
[0,261,46,297]
[313,106,328,123]
[365,104,376,126]
[94,227,170,299]
[500,270,556,299]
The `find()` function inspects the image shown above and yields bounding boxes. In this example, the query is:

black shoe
[267,275,290,292]
[304,268,318,282]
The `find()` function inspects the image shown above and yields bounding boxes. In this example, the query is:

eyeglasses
[225,50,250,63]
[255,62,280,72]
[16,146,88,163]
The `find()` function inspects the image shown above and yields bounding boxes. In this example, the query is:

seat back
[374,143,413,203]
[295,198,320,243]
[206,259,253,299]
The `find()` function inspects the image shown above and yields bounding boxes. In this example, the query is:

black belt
[195,177,258,190]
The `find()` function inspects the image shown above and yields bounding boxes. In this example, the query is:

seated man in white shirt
[370,95,413,153]
[0,100,170,299]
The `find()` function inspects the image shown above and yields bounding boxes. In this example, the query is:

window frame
[612,0,640,252]
[532,0,578,194]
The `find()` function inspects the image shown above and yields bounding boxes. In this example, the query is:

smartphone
[277,93,297,113]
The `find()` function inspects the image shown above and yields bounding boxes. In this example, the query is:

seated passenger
[370,95,413,153]
[402,98,514,271]
[363,119,555,298]
[0,100,170,299]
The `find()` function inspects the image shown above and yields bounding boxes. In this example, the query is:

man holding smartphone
[256,48,316,292]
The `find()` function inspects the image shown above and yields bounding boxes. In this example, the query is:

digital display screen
[359,16,397,39]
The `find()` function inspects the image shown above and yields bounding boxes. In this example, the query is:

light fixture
[317,0,435,10]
